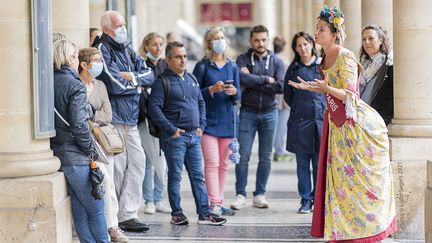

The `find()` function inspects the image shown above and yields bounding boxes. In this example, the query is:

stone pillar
[312,0,324,17]
[89,0,106,28]
[361,0,393,41]
[0,1,70,242]
[324,0,339,8]
[278,0,292,60]
[255,0,278,39]
[426,161,432,242]
[389,0,432,240]
[302,0,314,35]
[52,0,90,48]
[340,0,361,55]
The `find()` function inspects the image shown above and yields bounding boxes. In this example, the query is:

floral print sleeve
[336,49,359,120]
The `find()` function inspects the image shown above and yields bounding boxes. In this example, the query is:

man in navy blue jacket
[93,10,154,232]
[231,25,285,210]
[148,41,226,226]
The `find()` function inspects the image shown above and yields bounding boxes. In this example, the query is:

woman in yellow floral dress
[288,6,397,242]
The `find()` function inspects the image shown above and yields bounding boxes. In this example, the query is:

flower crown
[319,5,345,29]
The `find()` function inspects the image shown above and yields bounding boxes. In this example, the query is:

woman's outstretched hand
[288,74,329,93]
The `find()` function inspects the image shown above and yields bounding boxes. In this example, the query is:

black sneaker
[119,218,149,232]
[298,200,313,214]
[197,214,227,226]
[171,213,189,225]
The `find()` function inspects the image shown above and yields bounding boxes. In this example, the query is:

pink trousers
[201,134,232,206]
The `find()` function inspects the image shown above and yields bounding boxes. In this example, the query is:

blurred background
[86,0,392,69]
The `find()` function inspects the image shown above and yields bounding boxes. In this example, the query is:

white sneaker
[155,201,172,213]
[253,195,269,208]
[144,202,156,214]
[211,205,222,216]
[230,194,246,210]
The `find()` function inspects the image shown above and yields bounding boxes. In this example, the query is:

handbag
[89,121,124,154]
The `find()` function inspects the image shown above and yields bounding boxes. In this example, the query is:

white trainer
[230,194,246,210]
[155,201,172,213]
[253,195,269,208]
[144,202,156,214]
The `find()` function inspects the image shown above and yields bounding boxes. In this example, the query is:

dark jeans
[235,108,278,197]
[295,153,318,202]
[162,131,211,217]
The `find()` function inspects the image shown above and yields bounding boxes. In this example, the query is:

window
[31,0,55,139]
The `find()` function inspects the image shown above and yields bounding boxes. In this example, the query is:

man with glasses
[93,10,154,232]
[231,25,285,210]
[148,41,226,226]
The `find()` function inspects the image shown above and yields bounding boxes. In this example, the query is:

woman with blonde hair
[51,39,109,242]
[193,26,240,216]
[78,47,128,242]
[138,32,171,215]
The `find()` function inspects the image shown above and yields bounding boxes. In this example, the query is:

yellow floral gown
[319,48,396,241]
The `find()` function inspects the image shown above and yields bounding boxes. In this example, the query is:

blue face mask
[146,52,160,62]
[211,39,227,54]
[88,62,103,78]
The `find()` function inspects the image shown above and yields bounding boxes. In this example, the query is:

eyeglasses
[171,55,188,60]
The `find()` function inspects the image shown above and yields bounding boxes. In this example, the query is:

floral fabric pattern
[321,48,396,241]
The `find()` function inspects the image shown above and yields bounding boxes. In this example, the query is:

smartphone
[224,80,234,85]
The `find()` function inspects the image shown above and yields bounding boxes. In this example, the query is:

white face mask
[113,26,127,44]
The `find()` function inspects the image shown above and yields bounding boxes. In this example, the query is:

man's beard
[254,47,267,55]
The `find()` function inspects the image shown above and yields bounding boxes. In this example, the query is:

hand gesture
[288,76,315,91]
[240,67,250,74]
[196,128,203,136]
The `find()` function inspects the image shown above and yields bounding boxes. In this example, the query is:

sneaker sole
[252,204,269,209]
[170,220,189,226]
[197,220,226,226]
[230,204,246,210]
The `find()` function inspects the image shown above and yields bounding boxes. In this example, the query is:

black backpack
[146,75,170,138]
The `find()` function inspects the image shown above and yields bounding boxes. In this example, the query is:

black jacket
[50,66,97,166]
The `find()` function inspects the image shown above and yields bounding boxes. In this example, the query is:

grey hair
[53,39,77,70]
[100,10,121,29]
[203,26,225,58]
[165,41,184,58]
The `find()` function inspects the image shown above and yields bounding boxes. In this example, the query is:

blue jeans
[62,165,109,243]
[274,107,290,156]
[295,153,318,202]
[236,108,278,197]
[162,131,211,217]
[143,157,164,203]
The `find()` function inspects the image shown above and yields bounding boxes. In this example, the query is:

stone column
[427,161,432,242]
[52,0,90,48]
[255,0,278,39]
[324,0,339,8]
[340,0,361,55]
[361,0,393,40]
[0,1,70,242]
[89,0,106,28]
[302,0,314,35]
[389,0,432,240]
